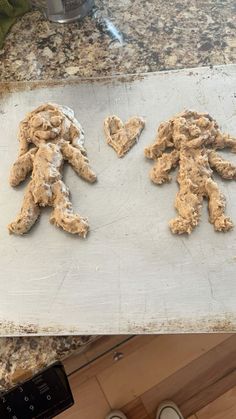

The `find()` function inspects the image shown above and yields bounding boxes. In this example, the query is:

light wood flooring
[58,334,236,419]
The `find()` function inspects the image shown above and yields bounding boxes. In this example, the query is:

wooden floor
[58,334,236,419]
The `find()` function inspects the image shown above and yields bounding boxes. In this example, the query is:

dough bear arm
[208,150,236,179]
[61,142,97,183]
[150,150,179,184]
[215,134,236,152]
[18,117,35,156]
[144,121,173,159]
[9,148,37,187]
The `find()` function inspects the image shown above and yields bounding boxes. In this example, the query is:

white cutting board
[0,65,236,335]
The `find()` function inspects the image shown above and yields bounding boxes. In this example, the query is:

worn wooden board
[0,65,236,336]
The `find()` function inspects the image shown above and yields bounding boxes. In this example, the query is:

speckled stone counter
[0,0,235,391]
[0,336,96,391]
[0,0,235,81]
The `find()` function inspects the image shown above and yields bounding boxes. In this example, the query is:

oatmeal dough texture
[104,115,145,157]
[145,110,236,234]
[9,103,96,237]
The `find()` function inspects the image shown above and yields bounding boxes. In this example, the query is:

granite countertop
[0,336,96,391]
[0,0,235,391]
[0,0,235,81]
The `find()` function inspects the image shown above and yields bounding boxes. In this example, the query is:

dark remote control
[0,362,74,419]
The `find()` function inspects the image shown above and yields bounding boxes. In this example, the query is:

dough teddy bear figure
[9,103,96,237]
[145,110,236,234]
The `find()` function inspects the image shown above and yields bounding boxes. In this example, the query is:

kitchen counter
[0,0,235,391]
[0,0,235,81]
[0,335,96,391]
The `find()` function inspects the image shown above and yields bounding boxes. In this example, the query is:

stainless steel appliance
[32,0,94,23]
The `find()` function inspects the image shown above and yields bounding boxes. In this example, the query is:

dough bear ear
[104,115,145,158]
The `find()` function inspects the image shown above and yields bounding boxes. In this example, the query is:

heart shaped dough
[104,115,145,157]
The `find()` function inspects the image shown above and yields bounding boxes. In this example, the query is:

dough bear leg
[205,179,233,232]
[50,180,89,237]
[169,182,203,234]
[8,182,40,235]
